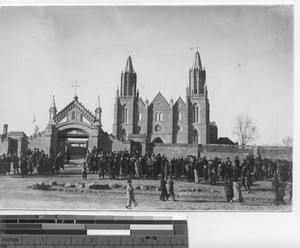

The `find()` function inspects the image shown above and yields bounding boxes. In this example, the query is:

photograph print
[0,5,293,211]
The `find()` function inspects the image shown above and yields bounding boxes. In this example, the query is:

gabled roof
[151,92,170,108]
[138,97,146,108]
[175,96,186,108]
[216,137,236,145]
[53,97,95,125]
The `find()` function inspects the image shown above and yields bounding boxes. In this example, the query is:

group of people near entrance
[0,148,65,177]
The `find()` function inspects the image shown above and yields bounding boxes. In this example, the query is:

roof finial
[50,95,56,109]
[96,95,101,109]
[72,81,80,98]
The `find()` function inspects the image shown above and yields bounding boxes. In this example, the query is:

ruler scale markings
[0,215,188,248]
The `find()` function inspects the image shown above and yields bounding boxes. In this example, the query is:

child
[81,162,87,179]
[125,179,137,209]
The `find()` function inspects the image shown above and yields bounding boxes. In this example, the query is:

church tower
[187,51,211,144]
[113,56,138,140]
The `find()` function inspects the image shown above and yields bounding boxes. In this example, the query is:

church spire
[95,95,102,123]
[50,95,56,110]
[49,95,57,120]
[192,51,202,70]
[120,55,137,97]
[124,55,134,73]
[188,51,206,97]
[96,95,101,109]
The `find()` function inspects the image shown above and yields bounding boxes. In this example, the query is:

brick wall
[153,143,199,160]
[152,144,293,162]
[257,146,293,161]
[28,134,51,154]
[111,139,131,153]
[200,144,292,161]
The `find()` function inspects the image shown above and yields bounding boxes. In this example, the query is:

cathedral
[112,51,218,151]
[0,51,218,158]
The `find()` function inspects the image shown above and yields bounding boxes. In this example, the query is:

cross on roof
[72,81,80,97]
[190,46,200,52]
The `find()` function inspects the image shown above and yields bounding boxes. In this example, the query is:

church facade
[112,51,218,153]
[0,51,218,158]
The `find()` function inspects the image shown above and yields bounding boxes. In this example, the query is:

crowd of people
[84,148,292,205]
[0,148,65,177]
[0,147,292,205]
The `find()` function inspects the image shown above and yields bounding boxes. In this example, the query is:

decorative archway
[152,137,164,143]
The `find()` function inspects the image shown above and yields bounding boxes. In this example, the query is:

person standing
[232,178,244,203]
[125,179,137,209]
[13,153,19,174]
[159,177,168,201]
[81,162,87,179]
[225,177,234,202]
[167,177,176,201]
[277,178,287,205]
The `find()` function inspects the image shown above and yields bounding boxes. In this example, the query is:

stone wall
[153,143,199,160]
[28,133,51,154]
[152,143,293,162]
[200,144,254,161]
[200,144,292,161]
[257,146,293,161]
[0,138,9,155]
[111,139,131,153]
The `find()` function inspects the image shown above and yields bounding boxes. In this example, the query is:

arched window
[193,104,199,123]
[138,111,141,121]
[155,112,163,121]
[193,129,198,144]
[121,128,127,141]
[159,112,163,121]
[178,111,181,121]
[122,105,128,123]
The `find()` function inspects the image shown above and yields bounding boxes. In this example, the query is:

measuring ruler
[0,214,188,248]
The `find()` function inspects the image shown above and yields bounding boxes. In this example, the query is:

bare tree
[282,136,293,147]
[233,114,258,145]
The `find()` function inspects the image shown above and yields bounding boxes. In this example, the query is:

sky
[0,5,293,145]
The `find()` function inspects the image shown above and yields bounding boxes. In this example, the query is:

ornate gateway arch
[29,95,111,158]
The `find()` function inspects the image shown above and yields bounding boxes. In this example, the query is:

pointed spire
[96,95,101,109]
[124,55,134,73]
[192,51,203,70]
[50,95,56,110]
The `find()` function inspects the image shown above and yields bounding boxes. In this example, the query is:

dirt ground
[0,163,292,211]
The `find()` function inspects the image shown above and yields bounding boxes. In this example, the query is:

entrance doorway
[57,129,89,162]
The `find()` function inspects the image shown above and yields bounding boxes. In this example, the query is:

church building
[112,51,218,153]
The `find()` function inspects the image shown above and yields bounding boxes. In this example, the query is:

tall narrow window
[159,112,163,121]
[178,111,181,121]
[122,105,128,123]
[193,129,198,143]
[72,111,76,120]
[193,104,199,123]
[138,111,141,121]
[124,81,128,95]
[155,112,159,121]
[121,128,127,141]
